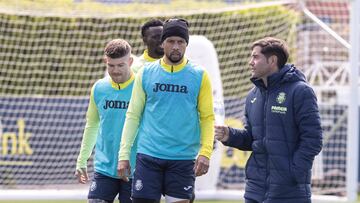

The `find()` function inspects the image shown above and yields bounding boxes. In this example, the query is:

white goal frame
[347,0,360,201]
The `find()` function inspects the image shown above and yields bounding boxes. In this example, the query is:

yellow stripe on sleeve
[198,70,215,159]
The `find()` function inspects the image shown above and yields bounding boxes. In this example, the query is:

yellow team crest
[276,92,286,104]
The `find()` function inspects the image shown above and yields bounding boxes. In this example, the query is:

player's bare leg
[165,195,190,203]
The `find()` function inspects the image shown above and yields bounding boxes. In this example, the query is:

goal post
[348,0,360,201]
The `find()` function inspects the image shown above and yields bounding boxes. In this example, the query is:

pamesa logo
[272,92,287,114]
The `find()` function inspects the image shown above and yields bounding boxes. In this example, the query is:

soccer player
[131,19,164,73]
[75,39,137,203]
[133,18,196,203]
[215,37,323,203]
[117,18,215,203]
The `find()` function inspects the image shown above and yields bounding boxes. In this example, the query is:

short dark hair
[141,19,164,38]
[104,39,131,58]
[251,37,289,68]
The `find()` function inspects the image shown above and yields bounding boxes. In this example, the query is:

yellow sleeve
[118,68,146,161]
[198,70,215,159]
[76,85,99,170]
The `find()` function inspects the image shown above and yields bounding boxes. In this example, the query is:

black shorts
[132,153,195,201]
[88,172,132,203]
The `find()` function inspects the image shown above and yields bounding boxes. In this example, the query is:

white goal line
[0,189,349,202]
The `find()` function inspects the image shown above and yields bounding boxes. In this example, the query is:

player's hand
[117,160,131,182]
[75,168,89,184]
[194,155,210,177]
[215,125,229,142]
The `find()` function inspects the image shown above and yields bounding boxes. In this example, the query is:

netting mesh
[0,3,298,187]
[216,0,351,197]
[0,0,353,199]
[0,97,89,185]
[0,5,297,97]
[295,0,350,196]
[312,105,347,196]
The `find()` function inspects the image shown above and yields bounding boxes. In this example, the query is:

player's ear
[129,55,134,67]
[269,55,277,66]
[142,36,147,44]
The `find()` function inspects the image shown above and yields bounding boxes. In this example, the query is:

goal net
[0,0,356,201]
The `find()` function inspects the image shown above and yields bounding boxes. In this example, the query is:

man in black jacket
[215,37,323,203]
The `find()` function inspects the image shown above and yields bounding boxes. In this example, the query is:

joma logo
[271,106,287,114]
[103,100,129,109]
[153,83,188,93]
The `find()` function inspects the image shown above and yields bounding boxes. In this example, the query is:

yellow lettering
[2,133,17,155]
[0,118,33,156]
[17,119,33,155]
[219,117,251,169]
[220,147,251,168]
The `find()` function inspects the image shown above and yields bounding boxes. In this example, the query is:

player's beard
[167,51,183,64]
